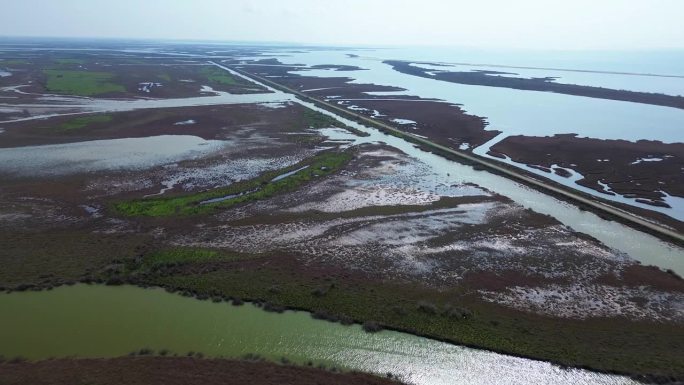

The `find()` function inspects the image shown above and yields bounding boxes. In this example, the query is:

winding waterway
[0,285,641,385]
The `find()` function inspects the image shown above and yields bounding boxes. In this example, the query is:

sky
[1,0,684,50]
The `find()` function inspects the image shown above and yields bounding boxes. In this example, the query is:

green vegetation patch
[200,66,239,86]
[113,151,353,217]
[43,69,125,96]
[53,114,113,132]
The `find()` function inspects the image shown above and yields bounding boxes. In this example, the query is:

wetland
[0,42,682,385]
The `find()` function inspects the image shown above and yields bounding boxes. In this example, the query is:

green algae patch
[113,151,353,217]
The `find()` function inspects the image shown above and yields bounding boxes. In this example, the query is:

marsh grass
[136,248,260,273]
[302,109,342,129]
[300,109,369,136]
[142,249,221,268]
[52,114,113,132]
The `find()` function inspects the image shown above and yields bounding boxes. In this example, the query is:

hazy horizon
[2,0,684,51]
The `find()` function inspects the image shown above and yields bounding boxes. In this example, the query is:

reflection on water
[0,285,641,385]
[0,135,226,176]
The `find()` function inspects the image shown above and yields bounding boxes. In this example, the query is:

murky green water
[0,285,639,385]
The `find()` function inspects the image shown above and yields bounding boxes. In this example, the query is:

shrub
[443,304,474,320]
[666,269,682,279]
[311,287,328,297]
[311,310,338,322]
[392,306,407,316]
[14,284,34,292]
[362,321,383,333]
[138,348,153,356]
[263,302,285,313]
[417,301,438,315]
[105,277,123,286]
[243,353,264,362]
[267,285,282,294]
